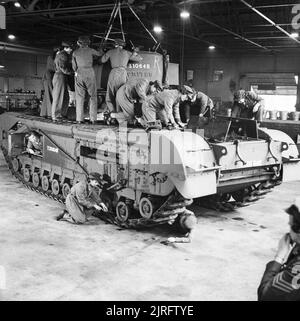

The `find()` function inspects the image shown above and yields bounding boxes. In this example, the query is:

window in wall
[251,85,297,112]
[213,70,223,82]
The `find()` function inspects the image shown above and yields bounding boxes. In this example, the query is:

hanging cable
[101,0,119,46]
[126,3,158,45]
[118,1,126,42]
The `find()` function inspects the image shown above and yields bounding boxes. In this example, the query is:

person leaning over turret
[56,173,108,224]
[181,86,214,124]
[101,39,142,115]
[72,35,103,124]
[141,85,190,129]
[115,78,162,125]
[232,89,265,122]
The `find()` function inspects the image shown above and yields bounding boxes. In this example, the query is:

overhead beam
[6,4,126,18]
[161,0,269,51]
[240,0,300,45]
[0,41,49,55]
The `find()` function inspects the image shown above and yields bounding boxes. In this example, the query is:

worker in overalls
[56,173,108,224]
[72,35,102,124]
[181,87,214,124]
[141,86,189,129]
[51,41,73,121]
[258,198,300,301]
[232,89,265,122]
[116,78,162,124]
[101,39,142,114]
[40,47,58,118]
[26,130,43,156]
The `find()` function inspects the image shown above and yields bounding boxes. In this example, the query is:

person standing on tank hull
[101,39,142,114]
[40,48,58,118]
[72,35,102,124]
[51,41,73,122]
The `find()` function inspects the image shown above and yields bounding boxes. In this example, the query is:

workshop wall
[0,51,47,95]
[184,51,300,106]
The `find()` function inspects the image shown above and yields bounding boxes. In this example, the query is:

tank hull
[0,112,219,229]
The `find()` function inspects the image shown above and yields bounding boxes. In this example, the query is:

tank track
[198,180,279,212]
[1,146,193,230]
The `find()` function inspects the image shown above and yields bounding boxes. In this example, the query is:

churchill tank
[0,112,220,230]
[1,112,299,231]
[189,115,300,210]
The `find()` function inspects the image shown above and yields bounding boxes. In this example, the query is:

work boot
[56,210,66,221]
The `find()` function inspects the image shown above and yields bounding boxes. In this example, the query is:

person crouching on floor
[56,173,108,224]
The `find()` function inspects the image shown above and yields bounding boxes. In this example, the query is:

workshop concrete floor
[0,153,298,301]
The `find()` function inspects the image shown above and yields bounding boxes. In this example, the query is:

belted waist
[112,66,127,69]
[77,66,93,69]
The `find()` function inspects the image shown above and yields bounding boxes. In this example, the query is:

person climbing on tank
[56,173,108,224]
[101,39,142,116]
[181,86,214,124]
[141,85,189,129]
[40,47,59,118]
[231,89,265,122]
[258,197,300,301]
[72,35,103,124]
[26,130,43,156]
[51,41,73,122]
[115,78,162,125]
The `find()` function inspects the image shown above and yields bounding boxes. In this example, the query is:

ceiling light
[0,65,5,69]
[14,2,21,7]
[8,34,15,40]
[153,25,163,34]
[180,10,190,19]
[290,32,299,38]
[209,45,215,50]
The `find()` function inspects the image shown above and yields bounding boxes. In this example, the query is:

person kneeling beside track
[56,173,108,224]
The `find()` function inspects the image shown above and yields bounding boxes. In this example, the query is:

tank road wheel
[116,201,131,223]
[23,168,31,183]
[220,193,231,203]
[12,158,20,172]
[139,197,155,219]
[41,176,50,191]
[51,179,60,196]
[232,190,246,203]
[62,183,71,199]
[32,173,40,188]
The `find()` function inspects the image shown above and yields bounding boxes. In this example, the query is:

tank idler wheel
[220,193,231,203]
[116,201,131,223]
[41,176,50,191]
[32,172,40,188]
[62,183,71,199]
[139,197,156,219]
[23,168,31,183]
[12,158,20,172]
[51,179,61,196]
